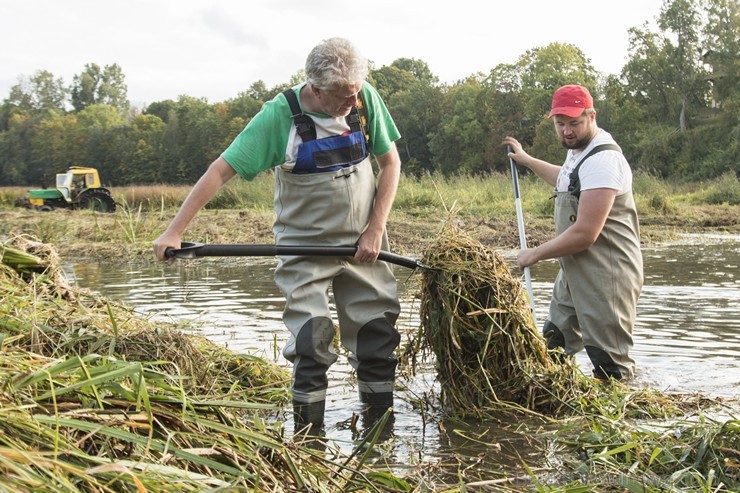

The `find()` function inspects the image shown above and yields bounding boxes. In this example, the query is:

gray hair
[305,38,368,90]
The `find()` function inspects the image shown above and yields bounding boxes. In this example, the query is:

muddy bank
[1,203,738,262]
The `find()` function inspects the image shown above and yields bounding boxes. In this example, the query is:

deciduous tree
[71,63,130,112]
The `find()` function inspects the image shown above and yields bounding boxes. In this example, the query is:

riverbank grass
[0,235,415,492]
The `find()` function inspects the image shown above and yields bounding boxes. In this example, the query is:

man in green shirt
[154,38,403,436]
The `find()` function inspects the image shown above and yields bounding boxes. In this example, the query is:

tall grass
[633,171,675,214]
[2,171,736,248]
[0,171,724,218]
[395,172,553,218]
[113,184,191,210]
[694,171,740,205]
[0,187,29,207]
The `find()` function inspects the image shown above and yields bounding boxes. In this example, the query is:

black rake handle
[164,242,434,270]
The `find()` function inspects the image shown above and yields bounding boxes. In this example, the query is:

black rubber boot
[293,400,325,437]
[542,320,570,363]
[542,320,565,351]
[585,346,623,381]
[360,391,394,407]
[358,392,394,442]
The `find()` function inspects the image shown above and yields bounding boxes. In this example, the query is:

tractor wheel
[78,190,117,212]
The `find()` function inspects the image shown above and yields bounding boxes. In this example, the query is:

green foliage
[0,1,737,186]
[224,91,263,121]
[633,170,675,214]
[428,78,492,175]
[529,116,564,166]
[70,63,129,112]
[519,42,599,119]
[369,64,418,101]
[2,70,67,116]
[389,83,444,175]
[698,172,740,205]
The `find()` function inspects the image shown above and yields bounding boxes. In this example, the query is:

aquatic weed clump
[416,223,589,418]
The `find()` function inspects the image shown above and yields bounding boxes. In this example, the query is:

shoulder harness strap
[282,88,316,142]
[568,143,622,198]
[354,91,370,147]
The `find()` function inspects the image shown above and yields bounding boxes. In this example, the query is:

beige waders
[273,158,401,407]
[546,191,643,379]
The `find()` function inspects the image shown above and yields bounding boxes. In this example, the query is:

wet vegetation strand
[414,223,590,417]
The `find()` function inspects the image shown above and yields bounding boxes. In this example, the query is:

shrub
[633,171,673,214]
[702,172,740,205]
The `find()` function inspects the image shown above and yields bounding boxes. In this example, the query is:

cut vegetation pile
[417,224,591,417]
[0,235,411,492]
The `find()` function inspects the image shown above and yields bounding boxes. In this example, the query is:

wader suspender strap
[568,143,622,198]
[283,89,316,142]
[355,92,371,149]
[282,88,364,143]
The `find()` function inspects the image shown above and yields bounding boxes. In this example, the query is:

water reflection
[528,236,739,395]
[69,235,739,463]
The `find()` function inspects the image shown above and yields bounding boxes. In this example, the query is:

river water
[68,234,739,467]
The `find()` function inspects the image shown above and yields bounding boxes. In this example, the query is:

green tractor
[16,167,117,213]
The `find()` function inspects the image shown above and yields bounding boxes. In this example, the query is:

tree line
[0,0,736,188]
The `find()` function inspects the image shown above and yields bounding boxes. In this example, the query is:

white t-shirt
[555,130,632,195]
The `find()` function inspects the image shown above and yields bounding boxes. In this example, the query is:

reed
[538,406,740,491]
[0,235,413,492]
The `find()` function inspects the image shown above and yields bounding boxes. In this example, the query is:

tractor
[16,167,117,213]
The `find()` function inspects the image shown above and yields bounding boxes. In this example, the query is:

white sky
[1,0,663,109]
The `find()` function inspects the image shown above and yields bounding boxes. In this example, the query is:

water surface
[69,234,739,464]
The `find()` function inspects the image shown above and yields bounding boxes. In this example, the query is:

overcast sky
[1,0,663,108]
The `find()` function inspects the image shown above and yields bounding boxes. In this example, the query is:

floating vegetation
[542,409,740,491]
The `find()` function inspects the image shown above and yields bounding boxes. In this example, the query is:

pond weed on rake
[412,222,591,418]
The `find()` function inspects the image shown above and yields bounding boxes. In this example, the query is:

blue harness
[283,88,369,174]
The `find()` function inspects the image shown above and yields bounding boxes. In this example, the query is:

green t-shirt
[221,82,400,181]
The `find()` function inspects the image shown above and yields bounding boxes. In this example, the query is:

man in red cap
[503,85,643,381]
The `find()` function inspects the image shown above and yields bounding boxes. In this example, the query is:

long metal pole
[508,146,538,325]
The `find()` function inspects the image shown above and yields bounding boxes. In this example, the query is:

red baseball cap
[549,85,594,118]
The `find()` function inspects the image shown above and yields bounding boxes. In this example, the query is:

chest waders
[545,145,644,380]
[277,89,401,435]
